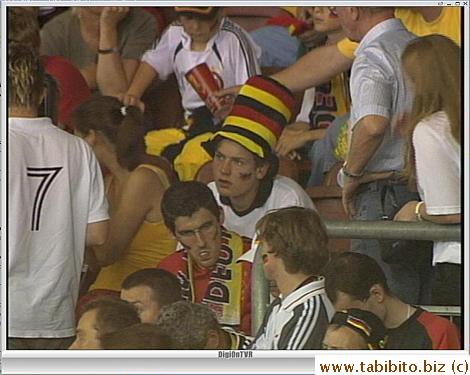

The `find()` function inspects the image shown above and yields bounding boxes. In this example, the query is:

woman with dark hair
[72,96,176,296]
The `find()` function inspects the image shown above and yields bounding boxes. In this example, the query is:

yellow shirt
[337,7,461,59]
[90,165,176,291]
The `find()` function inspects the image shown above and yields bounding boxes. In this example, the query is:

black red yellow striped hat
[204,75,295,159]
[330,309,387,350]
[174,7,215,15]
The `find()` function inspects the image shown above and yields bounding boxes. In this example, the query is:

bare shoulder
[128,166,167,191]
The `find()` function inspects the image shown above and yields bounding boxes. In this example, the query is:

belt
[358,170,403,185]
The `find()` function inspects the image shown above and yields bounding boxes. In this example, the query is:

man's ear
[204,329,220,350]
[255,162,269,180]
[351,7,360,21]
[368,284,385,303]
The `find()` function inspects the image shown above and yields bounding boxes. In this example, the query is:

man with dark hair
[156,301,251,350]
[324,252,460,349]
[250,207,334,349]
[158,181,252,334]
[121,268,182,323]
[69,297,140,349]
[100,323,171,350]
[202,75,314,240]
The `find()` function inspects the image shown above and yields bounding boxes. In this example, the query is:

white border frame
[1,1,468,373]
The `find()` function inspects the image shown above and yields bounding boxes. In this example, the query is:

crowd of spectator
[7,5,462,351]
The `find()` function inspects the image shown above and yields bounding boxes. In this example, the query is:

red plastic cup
[185,63,225,115]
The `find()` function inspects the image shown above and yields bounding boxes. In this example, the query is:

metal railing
[251,220,461,334]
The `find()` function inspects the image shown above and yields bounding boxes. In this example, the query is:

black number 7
[27,167,63,231]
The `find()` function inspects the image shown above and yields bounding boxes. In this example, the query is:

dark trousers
[432,263,461,306]
[351,180,433,305]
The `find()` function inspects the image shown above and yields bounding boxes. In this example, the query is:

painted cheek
[238,171,253,180]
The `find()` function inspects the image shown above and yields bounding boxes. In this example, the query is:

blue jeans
[351,180,432,304]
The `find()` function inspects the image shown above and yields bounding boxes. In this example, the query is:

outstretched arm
[272,43,352,93]
[121,61,158,108]
[215,43,352,98]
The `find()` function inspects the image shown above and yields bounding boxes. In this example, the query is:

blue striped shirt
[350,19,416,173]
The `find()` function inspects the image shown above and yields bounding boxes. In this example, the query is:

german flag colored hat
[203,75,296,159]
[330,308,387,350]
[174,7,215,15]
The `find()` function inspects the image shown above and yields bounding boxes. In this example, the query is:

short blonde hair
[8,43,45,109]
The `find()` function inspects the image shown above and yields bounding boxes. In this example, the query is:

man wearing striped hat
[203,75,314,240]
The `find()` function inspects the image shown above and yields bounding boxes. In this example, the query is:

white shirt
[208,176,314,239]
[295,87,315,123]
[8,117,109,337]
[142,17,261,114]
[413,111,460,265]
[350,19,416,173]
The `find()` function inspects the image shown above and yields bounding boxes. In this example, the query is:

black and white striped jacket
[250,277,334,350]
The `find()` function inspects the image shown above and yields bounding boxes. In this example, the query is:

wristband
[343,167,364,179]
[98,47,119,54]
[415,201,424,221]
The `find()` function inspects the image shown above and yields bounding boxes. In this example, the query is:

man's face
[121,286,160,324]
[174,207,222,268]
[260,239,280,282]
[333,291,385,322]
[212,139,267,201]
[313,7,342,34]
[333,291,366,311]
[334,7,360,42]
[322,326,368,350]
[69,309,101,350]
[179,13,220,44]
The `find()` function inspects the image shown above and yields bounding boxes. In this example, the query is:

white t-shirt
[208,176,314,239]
[8,117,109,338]
[295,87,315,123]
[413,111,460,265]
[142,17,261,114]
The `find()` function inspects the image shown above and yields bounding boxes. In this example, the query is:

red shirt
[42,56,91,131]
[158,238,252,335]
